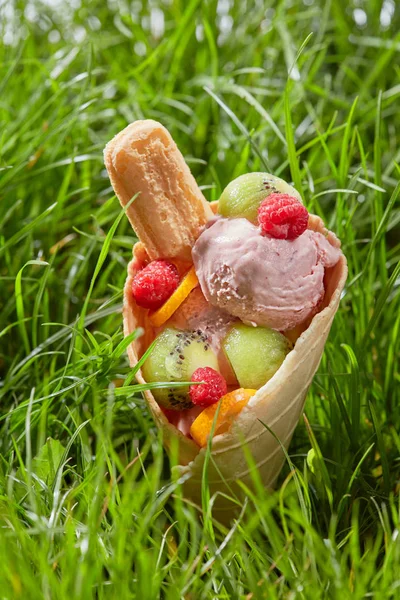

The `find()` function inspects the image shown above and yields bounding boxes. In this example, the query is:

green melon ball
[222,323,291,389]
[218,172,302,223]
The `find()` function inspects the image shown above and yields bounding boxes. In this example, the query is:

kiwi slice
[142,327,220,410]
[222,323,291,389]
[219,172,302,223]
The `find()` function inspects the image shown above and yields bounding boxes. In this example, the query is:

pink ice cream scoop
[192,217,342,331]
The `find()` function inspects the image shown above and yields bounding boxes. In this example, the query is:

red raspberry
[131,260,179,310]
[189,367,227,407]
[258,193,309,240]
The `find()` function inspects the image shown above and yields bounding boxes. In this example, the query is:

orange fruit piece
[190,388,257,447]
[149,266,199,328]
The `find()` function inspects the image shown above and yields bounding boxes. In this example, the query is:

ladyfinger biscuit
[104,120,213,261]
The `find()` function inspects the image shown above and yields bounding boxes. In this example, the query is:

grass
[1,0,400,597]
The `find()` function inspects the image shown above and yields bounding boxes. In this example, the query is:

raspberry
[258,193,309,240]
[131,260,180,310]
[189,367,227,407]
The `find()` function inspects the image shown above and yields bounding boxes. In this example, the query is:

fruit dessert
[123,171,341,447]
[104,120,347,516]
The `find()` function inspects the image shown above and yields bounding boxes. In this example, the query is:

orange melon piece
[190,388,257,447]
[149,266,199,327]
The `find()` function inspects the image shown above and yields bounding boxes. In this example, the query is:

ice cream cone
[105,120,348,520]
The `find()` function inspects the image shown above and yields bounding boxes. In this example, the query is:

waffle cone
[106,120,347,519]
[122,221,347,520]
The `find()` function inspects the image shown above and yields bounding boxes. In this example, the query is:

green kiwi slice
[218,172,302,223]
[141,327,219,410]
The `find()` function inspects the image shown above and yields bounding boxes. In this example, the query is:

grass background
[1,0,400,597]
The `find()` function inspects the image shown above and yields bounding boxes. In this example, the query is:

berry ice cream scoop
[192,177,342,331]
[192,216,341,331]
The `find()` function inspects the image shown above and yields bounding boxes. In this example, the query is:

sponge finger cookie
[104,119,213,261]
